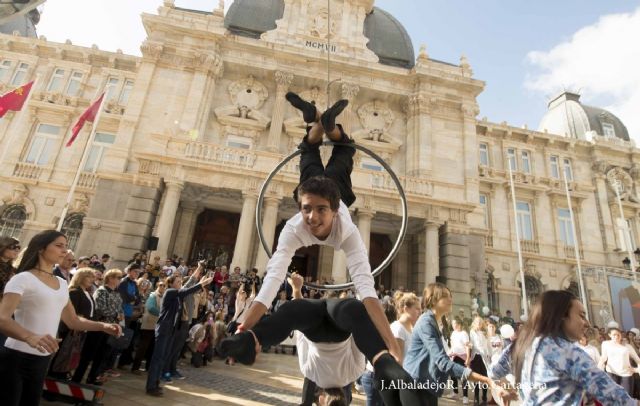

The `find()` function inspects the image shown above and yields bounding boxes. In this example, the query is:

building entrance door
[370,233,392,289]
[189,209,240,267]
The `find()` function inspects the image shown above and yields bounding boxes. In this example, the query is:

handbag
[51,331,85,373]
[106,327,134,350]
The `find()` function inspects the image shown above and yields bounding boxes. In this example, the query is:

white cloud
[525,7,640,141]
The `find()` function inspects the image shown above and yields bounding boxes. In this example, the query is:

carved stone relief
[606,167,637,201]
[228,75,268,115]
[356,100,395,142]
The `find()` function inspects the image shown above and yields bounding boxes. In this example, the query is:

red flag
[66,93,105,147]
[0,81,34,118]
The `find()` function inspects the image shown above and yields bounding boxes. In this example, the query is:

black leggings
[451,356,468,397]
[608,372,634,396]
[469,354,487,402]
[253,298,383,361]
[295,124,356,207]
[0,346,52,406]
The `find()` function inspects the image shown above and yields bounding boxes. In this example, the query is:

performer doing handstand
[220,93,419,405]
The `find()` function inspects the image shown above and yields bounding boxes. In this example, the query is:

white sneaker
[463,396,470,405]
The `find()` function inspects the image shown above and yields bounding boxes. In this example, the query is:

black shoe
[286,92,317,123]
[146,388,163,397]
[321,99,348,136]
[218,331,257,365]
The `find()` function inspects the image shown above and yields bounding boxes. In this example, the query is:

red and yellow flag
[66,93,105,147]
[0,81,34,118]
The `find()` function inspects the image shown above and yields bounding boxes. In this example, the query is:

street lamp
[623,257,631,270]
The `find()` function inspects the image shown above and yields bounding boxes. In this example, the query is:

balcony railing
[185,142,256,168]
[78,172,98,189]
[520,239,539,253]
[484,234,494,248]
[563,245,584,260]
[13,162,43,180]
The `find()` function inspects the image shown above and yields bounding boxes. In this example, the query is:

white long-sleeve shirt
[255,201,377,307]
[599,340,640,377]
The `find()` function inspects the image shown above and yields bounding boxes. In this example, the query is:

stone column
[425,222,440,284]
[253,197,281,272]
[230,192,258,272]
[267,71,293,152]
[332,250,347,284]
[153,180,184,260]
[405,92,433,177]
[357,208,375,252]
[172,202,199,259]
[340,83,360,135]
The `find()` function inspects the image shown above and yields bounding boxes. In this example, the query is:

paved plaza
[42,351,462,405]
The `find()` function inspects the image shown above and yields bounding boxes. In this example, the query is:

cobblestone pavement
[41,351,463,405]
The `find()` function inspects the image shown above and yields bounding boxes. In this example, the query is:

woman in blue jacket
[403,283,511,406]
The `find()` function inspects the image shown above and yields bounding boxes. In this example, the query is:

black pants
[300,377,353,406]
[72,330,104,383]
[253,298,383,361]
[469,354,487,402]
[132,329,155,371]
[118,317,139,367]
[608,372,634,396]
[451,356,468,397]
[294,125,356,207]
[417,390,438,406]
[164,322,189,374]
[0,346,52,406]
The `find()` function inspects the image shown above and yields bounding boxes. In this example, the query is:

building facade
[0,0,637,323]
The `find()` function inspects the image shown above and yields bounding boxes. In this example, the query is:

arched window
[524,275,543,309]
[61,213,84,251]
[566,280,580,299]
[486,272,499,313]
[0,205,27,238]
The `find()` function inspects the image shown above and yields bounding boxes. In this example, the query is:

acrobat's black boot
[218,331,257,365]
[286,92,317,123]
[321,99,349,138]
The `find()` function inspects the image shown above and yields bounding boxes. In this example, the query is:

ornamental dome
[538,92,630,141]
[224,1,415,69]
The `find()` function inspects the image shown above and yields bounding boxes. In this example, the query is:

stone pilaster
[404,93,433,177]
[332,250,347,284]
[172,202,199,259]
[425,222,440,285]
[267,71,293,152]
[340,82,360,135]
[592,160,616,252]
[357,208,374,252]
[181,52,224,137]
[230,192,258,272]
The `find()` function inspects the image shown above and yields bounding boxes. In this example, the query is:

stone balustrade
[185,141,257,168]
[13,162,43,180]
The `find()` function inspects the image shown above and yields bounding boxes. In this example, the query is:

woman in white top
[486,319,503,364]
[390,292,421,363]
[578,333,600,364]
[598,327,640,396]
[449,317,471,403]
[0,230,121,406]
[469,316,490,405]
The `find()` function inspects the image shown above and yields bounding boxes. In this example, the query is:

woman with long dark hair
[0,230,121,406]
[490,290,638,405]
[0,236,20,345]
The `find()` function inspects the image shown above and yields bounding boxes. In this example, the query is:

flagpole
[508,159,529,317]
[56,96,106,231]
[562,169,589,321]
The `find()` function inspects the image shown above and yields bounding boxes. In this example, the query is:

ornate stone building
[0,0,636,321]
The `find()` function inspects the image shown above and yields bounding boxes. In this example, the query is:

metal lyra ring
[256,141,408,291]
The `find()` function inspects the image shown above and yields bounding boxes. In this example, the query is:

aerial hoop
[256,141,408,291]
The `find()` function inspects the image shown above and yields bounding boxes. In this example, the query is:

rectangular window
[479,194,490,228]
[516,201,534,240]
[558,208,575,246]
[25,124,60,166]
[118,79,133,105]
[104,77,119,101]
[563,158,573,181]
[602,122,616,138]
[47,68,65,92]
[479,143,489,166]
[507,148,517,171]
[65,71,83,97]
[361,157,383,171]
[83,133,115,172]
[550,155,560,179]
[10,62,29,86]
[0,60,12,82]
[521,150,531,174]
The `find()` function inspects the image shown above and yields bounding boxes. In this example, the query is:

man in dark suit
[53,250,74,282]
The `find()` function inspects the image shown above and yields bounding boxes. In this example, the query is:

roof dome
[224,0,285,39]
[363,7,415,69]
[224,1,415,69]
[538,92,630,141]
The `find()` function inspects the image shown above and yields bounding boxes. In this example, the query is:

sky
[36,0,640,141]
